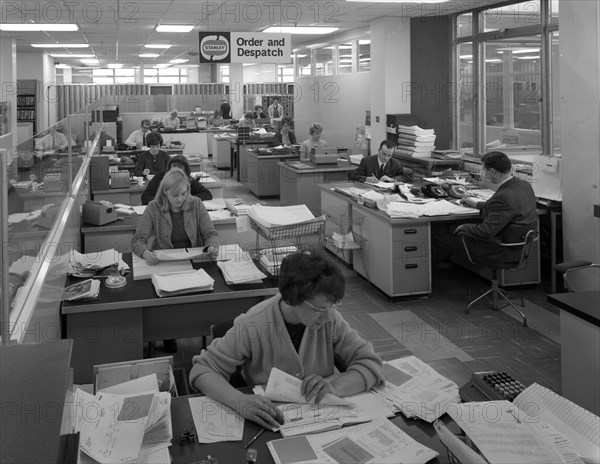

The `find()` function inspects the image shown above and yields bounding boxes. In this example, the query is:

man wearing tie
[350,140,407,183]
[125,119,152,148]
[38,125,69,151]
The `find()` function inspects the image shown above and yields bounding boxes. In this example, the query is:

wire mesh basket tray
[249,215,327,241]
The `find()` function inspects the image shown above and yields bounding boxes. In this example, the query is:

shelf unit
[243,83,295,119]
[17,79,37,135]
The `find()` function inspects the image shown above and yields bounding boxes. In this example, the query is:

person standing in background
[163,110,180,129]
[220,97,232,120]
[268,97,284,120]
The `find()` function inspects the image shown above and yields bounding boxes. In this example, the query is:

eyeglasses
[304,299,341,313]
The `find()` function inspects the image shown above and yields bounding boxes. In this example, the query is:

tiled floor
[158,171,562,394]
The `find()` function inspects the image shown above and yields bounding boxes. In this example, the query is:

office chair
[553,260,600,292]
[458,229,538,327]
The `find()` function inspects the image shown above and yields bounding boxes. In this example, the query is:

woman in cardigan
[132,168,219,265]
[274,116,297,147]
[190,251,384,430]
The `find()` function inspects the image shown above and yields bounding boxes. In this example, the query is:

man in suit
[433,151,537,266]
[350,140,408,183]
[455,151,537,243]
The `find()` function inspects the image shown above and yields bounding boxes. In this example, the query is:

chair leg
[466,287,495,313]
[497,290,528,327]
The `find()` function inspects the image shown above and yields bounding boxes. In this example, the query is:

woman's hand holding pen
[236,394,284,430]
[142,250,159,265]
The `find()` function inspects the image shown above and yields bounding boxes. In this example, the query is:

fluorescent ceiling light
[107,63,123,68]
[50,54,96,58]
[296,54,307,58]
[81,59,99,64]
[169,59,188,64]
[347,0,450,2]
[460,54,473,59]
[31,43,89,48]
[486,59,502,63]
[55,64,71,68]
[517,56,539,60]
[0,23,78,31]
[263,26,338,34]
[144,44,171,49]
[498,47,540,54]
[358,39,370,45]
[156,25,194,33]
[139,53,159,58]
[153,64,171,68]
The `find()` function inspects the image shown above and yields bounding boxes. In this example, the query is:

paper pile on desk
[189,396,245,443]
[69,248,129,277]
[247,204,314,228]
[386,199,474,218]
[62,278,101,301]
[267,417,438,464]
[217,259,266,284]
[202,198,228,210]
[133,257,193,280]
[258,246,297,274]
[154,247,208,261]
[151,269,214,297]
[73,374,172,464]
[208,209,232,221]
[373,355,460,423]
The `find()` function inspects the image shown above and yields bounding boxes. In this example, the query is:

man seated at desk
[141,155,212,205]
[190,251,384,429]
[7,149,46,182]
[124,119,152,148]
[134,132,170,177]
[349,140,409,183]
[36,125,69,151]
[238,112,257,130]
[434,151,537,263]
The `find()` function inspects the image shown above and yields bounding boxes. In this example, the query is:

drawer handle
[404,229,417,234]
[404,246,418,252]
[405,263,418,269]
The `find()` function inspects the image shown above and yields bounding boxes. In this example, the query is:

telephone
[459,371,527,402]
[444,184,468,199]
[421,184,448,199]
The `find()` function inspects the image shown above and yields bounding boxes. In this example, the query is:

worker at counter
[163,110,181,130]
[134,132,170,177]
[125,119,152,148]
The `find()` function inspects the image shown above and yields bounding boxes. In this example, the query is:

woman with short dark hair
[190,251,384,430]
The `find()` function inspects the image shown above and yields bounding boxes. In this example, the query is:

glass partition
[458,42,475,149]
[1,102,100,342]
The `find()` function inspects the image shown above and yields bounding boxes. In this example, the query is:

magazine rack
[249,215,326,277]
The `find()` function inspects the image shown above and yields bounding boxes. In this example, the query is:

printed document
[188,396,245,443]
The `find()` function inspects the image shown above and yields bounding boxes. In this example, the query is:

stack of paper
[394,125,436,158]
[154,247,208,261]
[268,417,438,464]
[72,374,173,463]
[69,249,129,277]
[132,258,193,281]
[62,278,101,301]
[373,355,461,423]
[202,198,228,210]
[151,269,214,297]
[208,209,233,221]
[217,259,267,284]
[258,246,297,274]
[247,204,314,228]
[225,198,252,216]
[329,231,360,250]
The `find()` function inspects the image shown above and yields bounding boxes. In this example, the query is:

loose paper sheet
[188,397,244,443]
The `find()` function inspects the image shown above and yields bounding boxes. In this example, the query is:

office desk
[81,213,258,253]
[279,161,355,215]
[169,357,473,464]
[92,173,224,205]
[321,184,540,297]
[158,128,231,158]
[548,291,600,415]
[241,150,299,198]
[62,254,278,383]
[16,186,71,210]
[229,137,277,181]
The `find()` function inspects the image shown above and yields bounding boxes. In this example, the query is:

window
[315,46,333,76]
[219,65,229,84]
[358,39,370,72]
[277,64,294,83]
[454,0,559,155]
[337,42,353,74]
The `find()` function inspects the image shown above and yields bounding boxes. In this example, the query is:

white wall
[295,72,371,149]
[559,0,600,289]
[244,64,277,83]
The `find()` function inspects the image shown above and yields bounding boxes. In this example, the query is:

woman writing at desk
[190,251,384,430]
[299,123,328,160]
[274,116,297,147]
[134,132,170,177]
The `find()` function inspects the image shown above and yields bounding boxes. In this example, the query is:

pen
[244,429,265,449]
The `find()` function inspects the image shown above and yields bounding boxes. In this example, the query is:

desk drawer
[392,240,429,260]
[392,258,431,294]
[392,224,428,243]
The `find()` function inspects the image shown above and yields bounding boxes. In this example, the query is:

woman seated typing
[190,251,384,429]
[299,123,328,160]
[141,155,212,205]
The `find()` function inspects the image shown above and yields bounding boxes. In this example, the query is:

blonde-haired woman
[299,122,328,160]
[132,169,219,266]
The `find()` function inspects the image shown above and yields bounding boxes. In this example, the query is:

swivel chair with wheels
[457,229,538,327]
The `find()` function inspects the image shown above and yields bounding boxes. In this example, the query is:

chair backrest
[500,229,538,271]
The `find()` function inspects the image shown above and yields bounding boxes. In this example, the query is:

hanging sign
[199,32,291,64]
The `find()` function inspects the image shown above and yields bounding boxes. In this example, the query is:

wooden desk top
[62,253,278,314]
[548,291,600,327]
